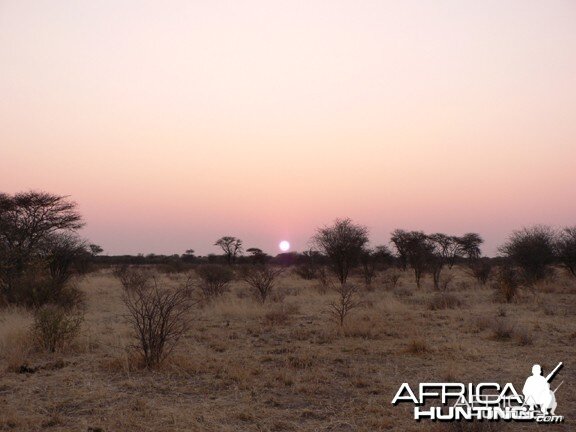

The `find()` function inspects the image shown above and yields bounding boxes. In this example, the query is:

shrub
[492,318,515,341]
[468,258,492,285]
[428,292,463,310]
[556,227,576,277]
[122,278,194,368]
[241,265,284,303]
[406,339,429,354]
[195,264,234,298]
[499,225,556,284]
[383,269,402,289]
[329,283,361,326]
[493,266,520,303]
[114,266,152,291]
[32,304,83,353]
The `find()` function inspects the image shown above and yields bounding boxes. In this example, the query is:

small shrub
[264,303,299,326]
[241,265,284,303]
[122,279,194,368]
[383,269,402,289]
[493,266,520,303]
[492,318,515,341]
[468,258,492,285]
[428,292,463,310]
[329,283,361,326]
[195,264,233,299]
[114,266,152,291]
[32,304,83,353]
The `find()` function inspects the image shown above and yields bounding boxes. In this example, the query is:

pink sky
[1,1,575,256]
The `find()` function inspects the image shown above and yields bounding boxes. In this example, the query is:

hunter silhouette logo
[392,361,564,423]
[522,363,563,416]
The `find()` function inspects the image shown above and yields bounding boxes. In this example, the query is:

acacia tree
[0,191,84,304]
[390,230,433,288]
[312,218,369,285]
[499,225,556,284]
[556,227,576,277]
[214,236,243,265]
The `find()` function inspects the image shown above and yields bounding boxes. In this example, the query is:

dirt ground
[1,267,575,431]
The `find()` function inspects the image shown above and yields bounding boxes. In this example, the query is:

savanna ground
[1,267,575,431]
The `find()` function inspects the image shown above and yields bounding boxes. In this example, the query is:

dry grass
[0,266,574,431]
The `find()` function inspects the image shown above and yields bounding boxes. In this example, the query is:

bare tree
[122,277,194,368]
[329,283,361,326]
[359,248,378,287]
[242,264,283,303]
[556,227,576,277]
[215,236,243,265]
[312,218,369,285]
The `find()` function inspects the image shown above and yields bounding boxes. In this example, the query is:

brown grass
[0,266,574,431]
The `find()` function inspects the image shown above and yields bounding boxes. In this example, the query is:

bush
[493,266,520,303]
[241,265,284,303]
[428,292,463,310]
[557,227,576,277]
[114,266,152,291]
[122,278,194,368]
[329,283,361,326]
[32,304,83,353]
[195,264,233,298]
[499,225,556,284]
[468,258,492,285]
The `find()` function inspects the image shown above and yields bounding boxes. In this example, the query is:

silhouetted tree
[89,244,103,256]
[215,236,243,265]
[499,225,556,284]
[246,247,269,264]
[556,227,576,277]
[390,230,433,288]
[312,218,369,285]
[0,191,84,305]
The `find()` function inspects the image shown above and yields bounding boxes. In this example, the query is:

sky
[1,0,575,257]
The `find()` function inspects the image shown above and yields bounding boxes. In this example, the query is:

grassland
[1,267,575,431]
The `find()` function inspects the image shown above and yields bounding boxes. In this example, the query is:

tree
[390,230,433,288]
[0,191,84,305]
[556,227,576,277]
[215,236,243,265]
[312,218,369,285]
[427,233,458,290]
[499,225,556,284]
[89,244,103,256]
[246,247,269,264]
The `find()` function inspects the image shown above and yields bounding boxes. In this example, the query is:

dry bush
[392,286,413,298]
[329,283,361,326]
[264,303,299,326]
[122,278,194,368]
[0,307,34,371]
[514,327,534,346]
[32,304,83,353]
[493,266,520,303]
[114,266,152,291]
[491,318,515,341]
[383,269,402,289]
[195,264,233,299]
[467,258,492,285]
[241,265,284,303]
[428,292,464,310]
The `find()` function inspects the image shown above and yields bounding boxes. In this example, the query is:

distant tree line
[2,190,575,309]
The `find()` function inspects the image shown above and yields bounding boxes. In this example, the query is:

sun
[279,240,290,252]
